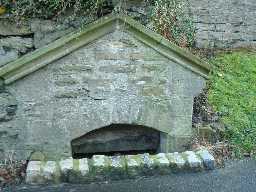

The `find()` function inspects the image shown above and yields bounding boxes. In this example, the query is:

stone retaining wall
[0,0,255,68]
[26,149,215,184]
[188,0,256,48]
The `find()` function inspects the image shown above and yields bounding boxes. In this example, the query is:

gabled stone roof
[0,15,210,84]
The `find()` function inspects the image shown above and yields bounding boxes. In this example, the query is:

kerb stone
[125,155,143,178]
[108,156,126,179]
[151,153,170,174]
[42,161,60,183]
[139,153,154,175]
[26,161,44,184]
[90,155,109,181]
[59,158,73,182]
[196,149,215,170]
[183,151,203,171]
[167,152,186,171]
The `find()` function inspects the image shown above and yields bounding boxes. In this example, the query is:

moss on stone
[30,151,46,161]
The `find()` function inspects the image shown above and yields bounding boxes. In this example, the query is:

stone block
[54,77,79,87]
[90,155,109,180]
[98,64,136,74]
[0,92,17,121]
[108,156,126,179]
[95,51,142,61]
[31,19,75,48]
[59,158,73,182]
[139,153,154,175]
[26,161,43,184]
[151,153,170,174]
[54,91,80,99]
[69,158,90,183]
[169,96,193,116]
[58,65,93,73]
[167,152,186,171]
[125,154,143,178]
[0,48,18,67]
[167,136,192,152]
[79,158,90,177]
[183,151,203,171]
[196,149,215,170]
[0,37,33,53]
[141,86,165,97]
[142,51,168,61]
[88,87,111,100]
[0,19,31,36]
[169,116,193,136]
[42,161,60,183]
[30,151,45,161]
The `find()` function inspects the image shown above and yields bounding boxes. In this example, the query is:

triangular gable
[0,15,210,84]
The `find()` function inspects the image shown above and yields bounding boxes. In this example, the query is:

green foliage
[151,0,195,47]
[208,52,256,156]
[1,0,195,48]
[1,0,105,19]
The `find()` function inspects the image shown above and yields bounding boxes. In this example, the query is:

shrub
[1,0,105,19]
[1,0,195,48]
[151,0,195,47]
[208,51,256,156]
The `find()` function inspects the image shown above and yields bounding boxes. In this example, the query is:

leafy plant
[0,151,27,187]
[1,0,196,48]
[208,52,256,156]
[151,0,195,47]
[1,0,105,20]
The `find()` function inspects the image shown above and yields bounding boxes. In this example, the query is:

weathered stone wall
[0,0,255,67]
[0,16,79,67]
[188,0,256,48]
[1,0,256,68]
[0,28,205,160]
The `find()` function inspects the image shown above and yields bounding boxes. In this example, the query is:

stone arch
[71,123,167,158]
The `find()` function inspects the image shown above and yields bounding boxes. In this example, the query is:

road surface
[4,159,256,192]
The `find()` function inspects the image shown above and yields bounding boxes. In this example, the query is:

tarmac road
[4,159,256,192]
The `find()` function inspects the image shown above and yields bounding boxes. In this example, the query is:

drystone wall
[188,0,256,48]
[0,17,80,67]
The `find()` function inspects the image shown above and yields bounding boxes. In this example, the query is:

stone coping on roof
[0,14,211,85]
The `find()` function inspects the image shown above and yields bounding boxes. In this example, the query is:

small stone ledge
[26,150,215,184]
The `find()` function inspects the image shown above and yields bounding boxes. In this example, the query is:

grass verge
[208,51,256,157]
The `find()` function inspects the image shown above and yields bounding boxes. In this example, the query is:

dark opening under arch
[71,124,160,159]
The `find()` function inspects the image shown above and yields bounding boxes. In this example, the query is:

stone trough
[26,149,215,184]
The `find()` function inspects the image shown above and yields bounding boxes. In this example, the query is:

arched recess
[71,124,165,158]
